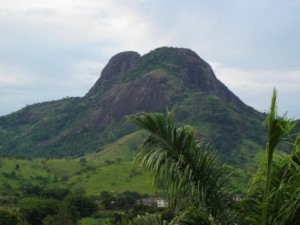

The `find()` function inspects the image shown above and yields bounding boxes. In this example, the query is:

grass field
[0,131,158,196]
[0,130,260,197]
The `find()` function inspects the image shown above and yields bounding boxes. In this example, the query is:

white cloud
[68,60,103,95]
[0,64,32,87]
[211,62,300,118]
[0,0,156,47]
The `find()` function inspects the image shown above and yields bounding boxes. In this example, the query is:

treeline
[0,186,97,225]
[0,185,167,225]
[100,191,148,210]
[99,191,169,223]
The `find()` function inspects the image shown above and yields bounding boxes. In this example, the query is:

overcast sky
[1,0,300,119]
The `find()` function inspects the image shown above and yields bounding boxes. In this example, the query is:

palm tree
[246,88,299,225]
[126,89,300,225]
[128,110,238,224]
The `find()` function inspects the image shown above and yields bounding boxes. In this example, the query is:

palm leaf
[262,88,296,224]
[128,110,238,224]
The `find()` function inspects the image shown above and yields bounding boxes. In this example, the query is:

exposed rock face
[85,47,250,123]
[86,51,141,97]
[84,74,167,126]
[159,48,248,110]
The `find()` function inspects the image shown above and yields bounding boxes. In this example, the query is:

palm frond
[262,88,296,224]
[128,110,238,223]
[132,213,162,225]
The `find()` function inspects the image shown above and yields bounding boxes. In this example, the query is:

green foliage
[103,213,162,225]
[23,183,44,195]
[121,47,185,83]
[132,213,162,225]
[0,208,19,225]
[16,188,98,225]
[42,213,76,225]
[243,89,300,225]
[129,110,239,224]
[79,157,87,166]
[262,89,296,224]
[41,187,70,200]
[0,132,157,196]
[19,197,60,225]
[161,208,175,222]
[173,92,265,165]
[99,191,147,210]
[245,148,300,225]
[64,193,98,218]
[78,217,103,225]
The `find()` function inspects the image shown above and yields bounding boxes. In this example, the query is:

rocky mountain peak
[86,51,140,97]
[136,47,249,111]
[86,47,250,112]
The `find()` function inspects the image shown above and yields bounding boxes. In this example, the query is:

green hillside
[1,128,259,201]
[0,131,156,196]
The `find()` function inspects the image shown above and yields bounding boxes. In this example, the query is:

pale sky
[1,0,300,119]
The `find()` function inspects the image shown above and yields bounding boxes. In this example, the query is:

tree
[64,193,98,217]
[19,197,59,225]
[103,213,162,225]
[245,88,300,225]
[41,187,70,200]
[79,157,87,166]
[42,203,76,225]
[128,110,238,224]
[0,208,19,225]
[100,191,118,210]
[123,89,300,225]
[161,208,175,222]
[23,183,44,195]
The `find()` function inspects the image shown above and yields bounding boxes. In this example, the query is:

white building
[157,198,169,208]
[138,197,169,208]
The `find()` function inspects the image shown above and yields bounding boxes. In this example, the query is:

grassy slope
[0,130,262,196]
[0,131,156,196]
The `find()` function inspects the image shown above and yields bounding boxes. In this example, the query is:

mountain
[0,47,266,164]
